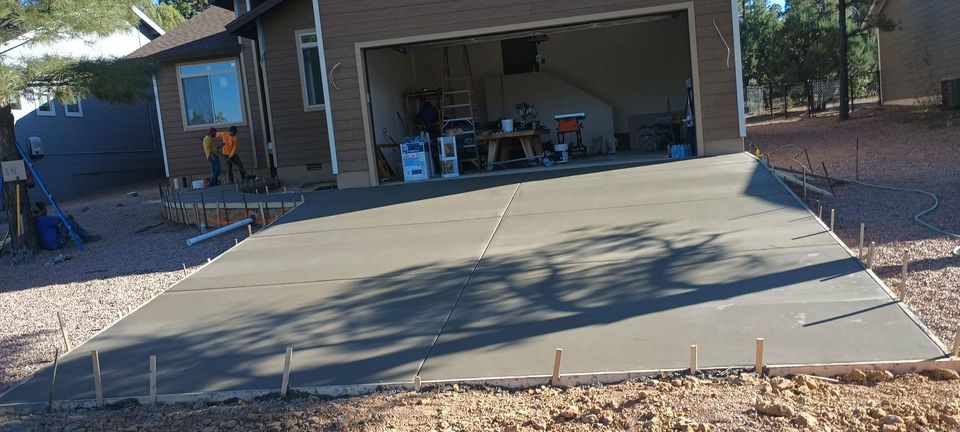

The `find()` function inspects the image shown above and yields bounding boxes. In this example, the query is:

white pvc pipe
[186,217,253,246]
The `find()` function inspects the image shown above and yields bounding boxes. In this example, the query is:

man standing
[203,127,221,187]
[217,126,247,183]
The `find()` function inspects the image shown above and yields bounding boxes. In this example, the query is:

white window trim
[175,57,246,131]
[36,95,55,117]
[64,99,83,117]
[295,29,326,112]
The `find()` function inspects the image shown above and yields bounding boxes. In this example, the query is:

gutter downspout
[152,75,170,177]
[310,0,339,175]
[731,0,746,138]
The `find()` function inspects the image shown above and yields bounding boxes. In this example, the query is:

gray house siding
[15,96,163,202]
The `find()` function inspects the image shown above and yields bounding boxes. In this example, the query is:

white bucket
[501,119,514,132]
[554,143,569,163]
[192,180,205,189]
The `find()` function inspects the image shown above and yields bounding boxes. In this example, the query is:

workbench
[476,129,546,164]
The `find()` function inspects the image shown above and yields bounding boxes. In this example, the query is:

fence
[745,71,880,118]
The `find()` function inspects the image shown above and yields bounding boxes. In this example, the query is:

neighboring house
[133,0,746,189]
[2,8,167,201]
[869,0,960,106]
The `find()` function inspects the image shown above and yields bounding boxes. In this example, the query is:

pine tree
[0,0,155,257]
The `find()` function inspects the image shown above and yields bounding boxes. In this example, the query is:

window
[177,60,244,128]
[37,94,55,116]
[65,99,83,117]
[296,31,325,110]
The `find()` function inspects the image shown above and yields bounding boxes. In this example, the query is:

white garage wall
[408,16,691,136]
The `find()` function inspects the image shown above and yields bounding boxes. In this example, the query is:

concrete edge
[745,151,952,355]
[5,358,960,413]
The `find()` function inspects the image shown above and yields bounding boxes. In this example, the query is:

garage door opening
[363,11,697,184]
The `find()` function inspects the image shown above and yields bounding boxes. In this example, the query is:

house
[869,0,960,106]
[3,8,167,201]
[135,0,746,189]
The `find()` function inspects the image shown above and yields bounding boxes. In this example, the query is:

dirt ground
[0,181,236,396]
[3,371,960,431]
[748,106,960,345]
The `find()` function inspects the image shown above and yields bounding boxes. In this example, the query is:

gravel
[3,371,960,431]
[749,106,960,345]
[0,180,236,396]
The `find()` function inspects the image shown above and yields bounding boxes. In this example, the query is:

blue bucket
[35,215,60,250]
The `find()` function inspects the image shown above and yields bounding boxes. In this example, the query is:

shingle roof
[126,6,239,62]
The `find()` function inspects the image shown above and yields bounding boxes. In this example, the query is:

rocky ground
[3,370,960,431]
[0,181,236,396]
[749,106,960,346]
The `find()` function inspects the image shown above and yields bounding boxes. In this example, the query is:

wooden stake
[56,312,72,351]
[247,224,253,237]
[755,338,765,374]
[281,347,293,396]
[829,209,835,231]
[413,375,422,392]
[689,345,698,374]
[149,355,157,404]
[802,169,807,198]
[258,202,266,225]
[867,241,876,269]
[15,183,22,236]
[900,249,909,298]
[91,351,103,408]
[182,263,187,276]
[300,194,305,205]
[47,348,60,413]
[818,204,823,220]
[857,222,866,260]
[235,238,239,245]
[954,329,960,358]
[551,348,563,386]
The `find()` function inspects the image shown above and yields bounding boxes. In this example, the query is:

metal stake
[830,209,835,231]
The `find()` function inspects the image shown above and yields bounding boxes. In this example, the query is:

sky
[770,0,786,8]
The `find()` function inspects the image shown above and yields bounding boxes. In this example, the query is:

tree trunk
[838,0,850,120]
[0,105,39,257]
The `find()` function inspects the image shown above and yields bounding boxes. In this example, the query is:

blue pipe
[13,141,84,250]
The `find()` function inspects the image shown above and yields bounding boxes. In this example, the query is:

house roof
[867,0,887,19]
[224,0,287,39]
[126,6,239,62]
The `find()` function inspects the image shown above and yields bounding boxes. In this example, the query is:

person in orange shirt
[216,126,247,183]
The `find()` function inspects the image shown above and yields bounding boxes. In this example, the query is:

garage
[361,10,701,183]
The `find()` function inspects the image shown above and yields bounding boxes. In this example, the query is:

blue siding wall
[15,96,164,203]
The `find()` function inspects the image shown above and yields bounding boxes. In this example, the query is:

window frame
[175,57,246,131]
[295,29,325,112]
[64,99,83,117]
[36,94,55,117]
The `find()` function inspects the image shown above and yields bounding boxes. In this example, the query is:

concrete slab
[1,153,946,406]
[2,273,471,402]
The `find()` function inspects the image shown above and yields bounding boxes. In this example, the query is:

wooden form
[551,348,563,386]
[56,312,72,351]
[281,347,293,396]
[90,351,103,408]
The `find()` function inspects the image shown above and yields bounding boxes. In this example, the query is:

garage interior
[364,11,698,183]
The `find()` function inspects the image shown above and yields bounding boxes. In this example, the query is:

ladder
[440,45,482,171]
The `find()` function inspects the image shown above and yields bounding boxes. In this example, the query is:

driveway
[0,153,946,405]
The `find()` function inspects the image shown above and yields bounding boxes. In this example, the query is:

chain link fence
[745,71,880,118]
